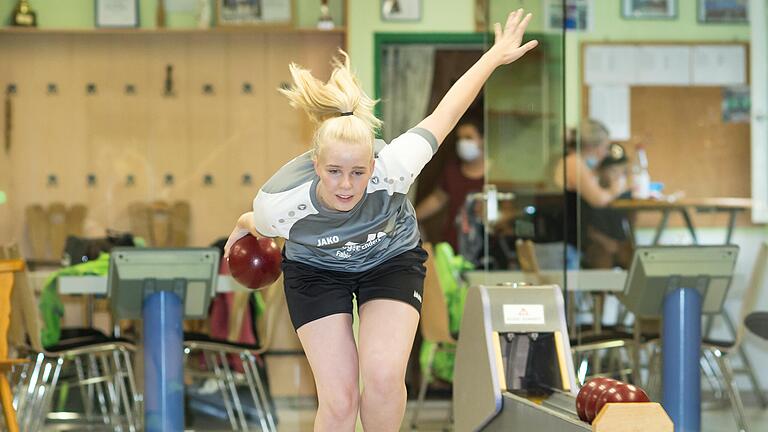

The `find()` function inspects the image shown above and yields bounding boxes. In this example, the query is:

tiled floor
[40,396,768,431]
[186,398,768,431]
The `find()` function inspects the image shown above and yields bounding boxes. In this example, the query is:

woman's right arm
[223,211,264,258]
[567,156,625,208]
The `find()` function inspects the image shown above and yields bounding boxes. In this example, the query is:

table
[611,197,752,245]
[465,269,627,293]
[57,274,248,295]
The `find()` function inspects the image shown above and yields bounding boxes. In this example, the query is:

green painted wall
[349,0,549,97]
[349,0,474,97]
[0,0,344,29]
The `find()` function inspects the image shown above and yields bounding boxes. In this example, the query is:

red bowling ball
[227,234,282,290]
[576,377,617,422]
[585,378,620,423]
[595,383,650,419]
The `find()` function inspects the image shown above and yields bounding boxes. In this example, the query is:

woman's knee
[318,383,359,420]
[362,368,406,399]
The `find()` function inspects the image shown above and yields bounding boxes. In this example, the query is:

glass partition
[503,0,757,403]
[480,0,756,396]
[477,1,567,281]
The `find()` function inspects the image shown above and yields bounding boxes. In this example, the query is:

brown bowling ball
[227,234,282,290]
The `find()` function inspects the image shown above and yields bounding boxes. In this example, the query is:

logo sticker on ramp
[503,304,545,325]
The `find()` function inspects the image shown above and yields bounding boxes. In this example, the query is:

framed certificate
[698,0,748,24]
[622,0,677,20]
[217,0,293,27]
[381,0,421,22]
[95,0,140,28]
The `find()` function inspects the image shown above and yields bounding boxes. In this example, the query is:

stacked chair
[3,244,139,431]
[183,276,284,431]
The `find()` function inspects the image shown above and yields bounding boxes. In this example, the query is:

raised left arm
[416,9,538,144]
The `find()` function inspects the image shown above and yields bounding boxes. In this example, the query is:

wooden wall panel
[187,34,231,246]
[0,31,344,255]
[265,34,305,177]
[0,39,12,243]
[226,34,269,222]
[77,37,119,236]
[104,37,152,233]
[146,36,192,213]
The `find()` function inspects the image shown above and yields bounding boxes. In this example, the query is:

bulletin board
[581,41,752,229]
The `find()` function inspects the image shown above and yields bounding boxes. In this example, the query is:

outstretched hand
[488,9,538,67]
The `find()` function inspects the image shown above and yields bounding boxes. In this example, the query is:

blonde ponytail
[278,50,382,158]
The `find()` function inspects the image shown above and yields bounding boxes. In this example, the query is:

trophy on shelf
[317,0,334,30]
[12,0,37,27]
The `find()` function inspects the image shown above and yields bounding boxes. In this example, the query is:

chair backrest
[515,239,541,273]
[736,242,768,347]
[2,244,43,353]
[419,243,456,344]
[0,260,21,361]
[515,239,555,286]
[47,202,68,260]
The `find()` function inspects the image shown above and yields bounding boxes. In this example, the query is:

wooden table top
[612,197,753,210]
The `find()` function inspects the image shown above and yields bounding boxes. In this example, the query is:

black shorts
[281,245,428,330]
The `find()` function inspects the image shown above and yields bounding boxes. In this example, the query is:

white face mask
[457,139,481,162]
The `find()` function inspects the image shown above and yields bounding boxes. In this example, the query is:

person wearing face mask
[553,118,628,268]
[222,10,537,432]
[415,119,485,251]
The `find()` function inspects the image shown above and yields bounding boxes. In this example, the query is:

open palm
[489,9,538,66]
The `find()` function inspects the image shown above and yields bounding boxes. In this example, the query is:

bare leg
[297,313,359,432]
[358,299,420,432]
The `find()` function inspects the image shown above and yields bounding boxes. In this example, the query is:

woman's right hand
[223,212,260,258]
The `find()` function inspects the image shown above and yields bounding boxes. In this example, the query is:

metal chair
[3,244,139,432]
[183,276,284,431]
[698,242,768,432]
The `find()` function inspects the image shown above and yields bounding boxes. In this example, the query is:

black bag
[62,231,135,265]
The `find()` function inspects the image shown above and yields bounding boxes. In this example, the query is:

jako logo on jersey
[317,235,340,246]
[413,291,422,303]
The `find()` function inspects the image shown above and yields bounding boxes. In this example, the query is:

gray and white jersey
[252,128,438,272]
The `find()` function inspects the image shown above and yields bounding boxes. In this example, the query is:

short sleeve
[252,190,280,238]
[374,127,438,193]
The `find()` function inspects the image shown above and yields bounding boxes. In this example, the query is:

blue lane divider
[663,287,702,432]
[143,290,184,431]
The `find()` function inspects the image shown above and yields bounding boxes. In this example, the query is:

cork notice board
[582,42,751,229]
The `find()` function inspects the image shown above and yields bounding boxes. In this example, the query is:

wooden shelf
[0,26,346,35]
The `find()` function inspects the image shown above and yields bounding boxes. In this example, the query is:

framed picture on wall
[95,0,139,28]
[216,0,292,26]
[698,0,749,24]
[545,0,592,32]
[621,0,677,20]
[381,0,421,22]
